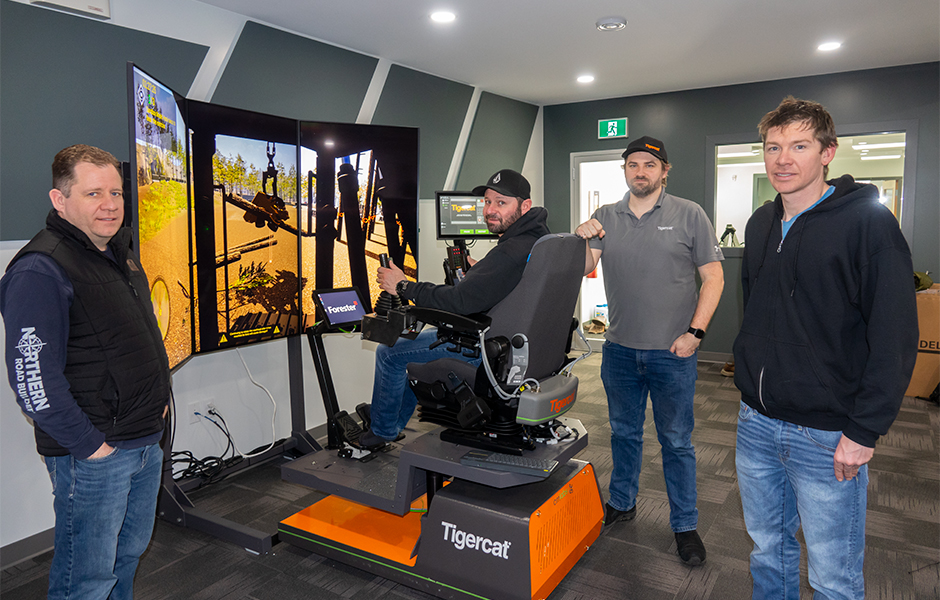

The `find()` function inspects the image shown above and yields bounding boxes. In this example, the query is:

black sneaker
[675,530,706,566]
[358,427,392,449]
[603,503,636,528]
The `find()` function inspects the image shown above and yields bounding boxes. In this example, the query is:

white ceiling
[196,0,939,106]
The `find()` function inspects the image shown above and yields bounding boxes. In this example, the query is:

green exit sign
[598,118,628,139]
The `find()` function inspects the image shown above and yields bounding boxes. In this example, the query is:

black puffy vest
[10,211,170,456]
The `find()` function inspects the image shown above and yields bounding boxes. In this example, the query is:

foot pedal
[355,403,372,431]
[334,410,363,445]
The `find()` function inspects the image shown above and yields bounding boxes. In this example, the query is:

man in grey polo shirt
[576,136,724,566]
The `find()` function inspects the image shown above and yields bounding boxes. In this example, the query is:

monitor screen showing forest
[128,64,419,369]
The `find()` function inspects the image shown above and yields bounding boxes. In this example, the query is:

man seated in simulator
[359,169,550,448]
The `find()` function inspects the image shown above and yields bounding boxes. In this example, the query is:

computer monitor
[435,191,497,241]
[313,287,369,330]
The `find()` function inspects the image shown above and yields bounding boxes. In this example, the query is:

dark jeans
[45,442,162,600]
[601,341,699,532]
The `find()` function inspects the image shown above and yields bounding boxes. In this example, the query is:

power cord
[233,347,278,458]
[171,410,242,482]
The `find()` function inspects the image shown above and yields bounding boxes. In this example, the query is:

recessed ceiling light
[577,75,595,84]
[596,17,627,31]
[818,41,841,52]
[431,11,456,23]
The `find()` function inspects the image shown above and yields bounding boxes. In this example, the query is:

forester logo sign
[325,301,359,315]
[441,521,511,559]
[14,327,49,413]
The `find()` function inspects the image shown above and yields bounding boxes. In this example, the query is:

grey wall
[371,66,475,199]
[544,62,940,354]
[456,92,540,191]
[0,0,208,241]
[212,21,377,122]
[544,62,939,270]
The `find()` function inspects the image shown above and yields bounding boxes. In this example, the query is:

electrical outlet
[188,399,215,424]
[188,402,200,424]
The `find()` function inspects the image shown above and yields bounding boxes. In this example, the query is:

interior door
[570,149,626,350]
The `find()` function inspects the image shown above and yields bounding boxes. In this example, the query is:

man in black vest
[1,145,170,600]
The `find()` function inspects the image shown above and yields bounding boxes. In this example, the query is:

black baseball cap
[471,169,531,200]
[622,136,668,163]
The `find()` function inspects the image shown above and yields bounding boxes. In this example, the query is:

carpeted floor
[3,356,938,599]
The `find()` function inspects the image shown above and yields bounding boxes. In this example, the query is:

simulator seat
[405,233,588,454]
[279,234,604,600]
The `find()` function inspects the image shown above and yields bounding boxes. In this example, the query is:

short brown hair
[758,97,838,177]
[52,144,121,197]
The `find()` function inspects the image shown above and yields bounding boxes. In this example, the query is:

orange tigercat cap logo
[645,143,660,151]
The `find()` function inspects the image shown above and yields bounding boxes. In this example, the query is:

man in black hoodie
[733,97,917,599]
[360,169,550,447]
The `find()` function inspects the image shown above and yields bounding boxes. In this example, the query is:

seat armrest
[407,307,491,334]
[361,306,422,346]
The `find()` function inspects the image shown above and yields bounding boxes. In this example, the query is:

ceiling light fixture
[577,75,595,84]
[860,154,901,161]
[851,142,906,150]
[718,150,761,158]
[717,162,765,168]
[596,17,627,31]
[818,41,841,51]
[430,11,456,23]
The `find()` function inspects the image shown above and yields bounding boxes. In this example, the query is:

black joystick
[374,253,402,316]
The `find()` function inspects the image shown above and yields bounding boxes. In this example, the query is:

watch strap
[687,327,705,339]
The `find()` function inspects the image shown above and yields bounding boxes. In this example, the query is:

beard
[486,205,523,234]
[628,177,662,198]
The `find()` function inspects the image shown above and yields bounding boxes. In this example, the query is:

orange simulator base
[279,460,603,600]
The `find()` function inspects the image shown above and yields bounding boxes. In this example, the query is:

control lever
[373,253,402,316]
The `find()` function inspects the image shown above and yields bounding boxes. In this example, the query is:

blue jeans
[370,328,481,440]
[735,402,867,600]
[600,341,699,532]
[45,442,163,600]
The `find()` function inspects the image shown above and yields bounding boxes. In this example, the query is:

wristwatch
[687,327,705,339]
[395,279,409,296]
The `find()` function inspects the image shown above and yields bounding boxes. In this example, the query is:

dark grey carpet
[3,357,938,599]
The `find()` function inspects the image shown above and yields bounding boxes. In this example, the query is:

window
[707,122,916,247]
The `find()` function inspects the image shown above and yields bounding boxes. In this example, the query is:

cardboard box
[905,284,940,398]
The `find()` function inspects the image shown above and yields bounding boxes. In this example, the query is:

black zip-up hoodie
[402,207,550,314]
[733,175,918,447]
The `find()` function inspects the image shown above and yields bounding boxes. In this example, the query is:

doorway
[570,149,626,350]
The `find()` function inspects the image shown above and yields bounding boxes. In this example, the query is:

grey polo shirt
[589,190,723,350]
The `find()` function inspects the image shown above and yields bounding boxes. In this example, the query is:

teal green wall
[456,92,539,192]
[544,62,939,354]
[0,0,208,240]
[544,63,938,273]
[371,66,474,199]
[212,21,377,122]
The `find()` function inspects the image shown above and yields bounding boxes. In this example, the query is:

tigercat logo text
[440,521,511,559]
[550,392,575,414]
[554,483,575,505]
